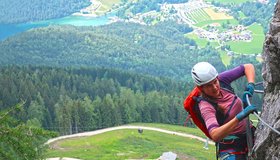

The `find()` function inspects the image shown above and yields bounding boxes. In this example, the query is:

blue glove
[245,83,255,95]
[242,83,255,106]
[236,105,257,121]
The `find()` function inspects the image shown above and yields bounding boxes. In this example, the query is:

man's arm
[209,117,239,142]
[244,63,255,84]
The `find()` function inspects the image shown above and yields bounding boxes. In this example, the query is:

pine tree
[0,103,55,160]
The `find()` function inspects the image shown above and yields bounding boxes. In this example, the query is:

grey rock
[158,152,177,160]
[254,1,280,159]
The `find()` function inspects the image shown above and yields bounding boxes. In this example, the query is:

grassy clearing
[219,50,231,66]
[185,32,209,47]
[185,32,220,48]
[195,19,239,28]
[96,0,121,14]
[46,125,216,160]
[238,11,246,19]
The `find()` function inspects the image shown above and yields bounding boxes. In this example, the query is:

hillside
[0,21,225,80]
[0,66,190,135]
[0,0,90,24]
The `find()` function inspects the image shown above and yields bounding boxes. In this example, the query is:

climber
[190,62,257,159]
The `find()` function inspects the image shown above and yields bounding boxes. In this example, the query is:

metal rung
[254,89,264,94]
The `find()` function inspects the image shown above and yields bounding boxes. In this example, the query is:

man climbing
[186,62,257,160]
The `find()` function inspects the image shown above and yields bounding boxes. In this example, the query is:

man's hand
[242,83,255,106]
[236,105,257,121]
[246,82,255,95]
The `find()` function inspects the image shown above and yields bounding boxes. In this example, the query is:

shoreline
[72,12,98,18]
[72,0,102,18]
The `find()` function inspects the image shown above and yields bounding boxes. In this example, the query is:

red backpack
[183,82,235,139]
[183,87,212,139]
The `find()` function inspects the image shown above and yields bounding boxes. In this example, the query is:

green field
[226,23,265,54]
[96,0,122,14]
[46,124,216,160]
[195,19,239,28]
[220,50,232,66]
[185,32,220,48]
[186,8,211,24]
[238,11,246,19]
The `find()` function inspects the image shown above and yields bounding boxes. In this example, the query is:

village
[167,0,253,42]
[73,0,266,57]
[123,0,254,46]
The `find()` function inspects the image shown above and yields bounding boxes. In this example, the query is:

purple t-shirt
[199,65,247,135]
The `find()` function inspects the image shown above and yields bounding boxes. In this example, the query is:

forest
[0,58,263,135]
[0,0,90,24]
[0,21,224,81]
[0,66,188,135]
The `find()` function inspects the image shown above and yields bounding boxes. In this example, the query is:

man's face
[201,78,221,98]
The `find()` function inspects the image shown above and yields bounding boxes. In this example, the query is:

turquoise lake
[0,13,113,40]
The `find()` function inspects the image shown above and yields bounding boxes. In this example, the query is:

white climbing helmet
[191,62,218,86]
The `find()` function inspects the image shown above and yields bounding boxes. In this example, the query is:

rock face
[253,1,280,159]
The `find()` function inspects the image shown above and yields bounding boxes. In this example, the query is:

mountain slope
[0,21,225,80]
[0,0,90,24]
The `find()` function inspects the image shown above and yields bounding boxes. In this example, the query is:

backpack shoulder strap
[195,96,226,126]
[219,80,234,93]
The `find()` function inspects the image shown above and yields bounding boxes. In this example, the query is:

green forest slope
[0,66,189,135]
[0,0,90,24]
[0,21,225,81]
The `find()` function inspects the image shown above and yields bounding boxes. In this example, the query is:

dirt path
[46,125,214,145]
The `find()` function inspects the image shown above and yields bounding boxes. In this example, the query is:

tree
[92,96,102,129]
[146,91,161,122]
[0,103,56,160]
[54,95,74,135]
[100,94,114,128]
[118,88,137,123]
[27,93,45,127]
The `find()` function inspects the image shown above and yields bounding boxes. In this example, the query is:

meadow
[186,8,210,24]
[95,0,121,15]
[46,123,216,160]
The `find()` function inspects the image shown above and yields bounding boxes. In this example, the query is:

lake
[0,13,113,41]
